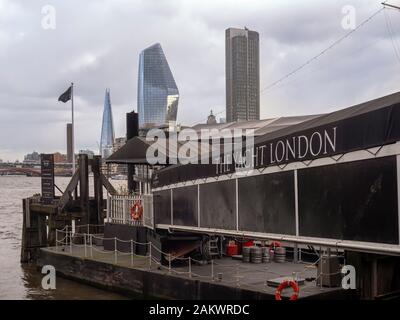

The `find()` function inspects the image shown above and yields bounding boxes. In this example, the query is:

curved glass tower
[138,43,179,128]
[100,88,115,159]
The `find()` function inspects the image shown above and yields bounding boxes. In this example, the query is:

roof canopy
[107,91,400,172]
[153,91,400,187]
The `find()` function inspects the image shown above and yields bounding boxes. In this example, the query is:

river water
[0,176,127,300]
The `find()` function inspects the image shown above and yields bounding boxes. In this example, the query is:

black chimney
[126,111,139,192]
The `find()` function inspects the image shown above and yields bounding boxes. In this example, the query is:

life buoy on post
[275,280,299,301]
[130,200,143,221]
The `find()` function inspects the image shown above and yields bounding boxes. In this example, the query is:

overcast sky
[0,0,400,161]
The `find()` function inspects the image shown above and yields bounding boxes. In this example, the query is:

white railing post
[84,233,87,257]
[90,234,93,258]
[130,239,134,267]
[107,194,110,223]
[114,237,118,264]
[56,229,58,251]
[123,198,128,224]
[69,231,72,253]
[211,260,214,281]
[189,257,192,278]
[149,242,152,270]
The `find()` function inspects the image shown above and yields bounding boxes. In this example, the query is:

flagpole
[71,82,75,174]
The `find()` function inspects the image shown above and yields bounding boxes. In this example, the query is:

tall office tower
[225,27,260,122]
[66,123,73,163]
[99,88,115,159]
[137,43,179,129]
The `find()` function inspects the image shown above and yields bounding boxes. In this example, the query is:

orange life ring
[275,280,299,301]
[270,241,281,248]
[130,201,143,220]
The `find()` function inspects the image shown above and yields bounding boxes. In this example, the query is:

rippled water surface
[0,176,127,300]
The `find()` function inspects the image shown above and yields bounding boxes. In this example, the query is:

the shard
[137,43,179,129]
[99,88,115,159]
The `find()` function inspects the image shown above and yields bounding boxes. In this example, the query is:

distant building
[23,151,40,164]
[113,137,127,152]
[112,137,128,175]
[137,43,179,129]
[79,149,95,159]
[100,89,115,159]
[66,123,73,163]
[219,117,226,124]
[206,110,217,125]
[226,27,260,122]
[53,152,67,164]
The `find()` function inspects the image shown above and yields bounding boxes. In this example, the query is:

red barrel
[243,240,254,247]
[227,244,238,256]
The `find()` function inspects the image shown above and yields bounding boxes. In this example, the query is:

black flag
[58,86,72,103]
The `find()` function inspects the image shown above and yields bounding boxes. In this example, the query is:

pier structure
[36,224,348,300]
[21,154,117,262]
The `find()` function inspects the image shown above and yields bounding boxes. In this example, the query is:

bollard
[211,260,214,281]
[168,254,171,274]
[114,237,118,264]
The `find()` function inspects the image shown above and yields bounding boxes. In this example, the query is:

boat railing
[106,194,154,229]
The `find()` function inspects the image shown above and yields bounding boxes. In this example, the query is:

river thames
[0,176,127,300]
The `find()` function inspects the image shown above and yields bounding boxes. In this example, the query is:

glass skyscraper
[100,88,115,159]
[137,43,179,128]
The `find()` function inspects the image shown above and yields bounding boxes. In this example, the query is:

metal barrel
[274,246,286,263]
[250,246,262,264]
[242,246,251,263]
[262,247,270,263]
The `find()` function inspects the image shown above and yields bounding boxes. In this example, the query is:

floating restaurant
[22,91,400,299]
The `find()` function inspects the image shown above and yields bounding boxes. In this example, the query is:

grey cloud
[0,0,399,161]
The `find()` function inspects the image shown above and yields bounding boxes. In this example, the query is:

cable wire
[260,7,385,94]
[383,7,400,64]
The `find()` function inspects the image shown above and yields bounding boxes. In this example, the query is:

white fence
[106,194,154,229]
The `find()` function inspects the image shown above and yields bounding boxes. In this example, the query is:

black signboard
[41,154,55,204]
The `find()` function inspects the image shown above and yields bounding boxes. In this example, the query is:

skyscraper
[137,43,179,129]
[100,88,115,159]
[225,27,260,122]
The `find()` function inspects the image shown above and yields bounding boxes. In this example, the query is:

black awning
[105,137,151,164]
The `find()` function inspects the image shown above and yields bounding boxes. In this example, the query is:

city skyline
[1,1,400,161]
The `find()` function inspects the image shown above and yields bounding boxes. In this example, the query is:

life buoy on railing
[275,280,299,301]
[270,241,281,249]
[130,200,143,221]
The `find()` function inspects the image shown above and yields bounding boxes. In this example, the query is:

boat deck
[41,245,346,299]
